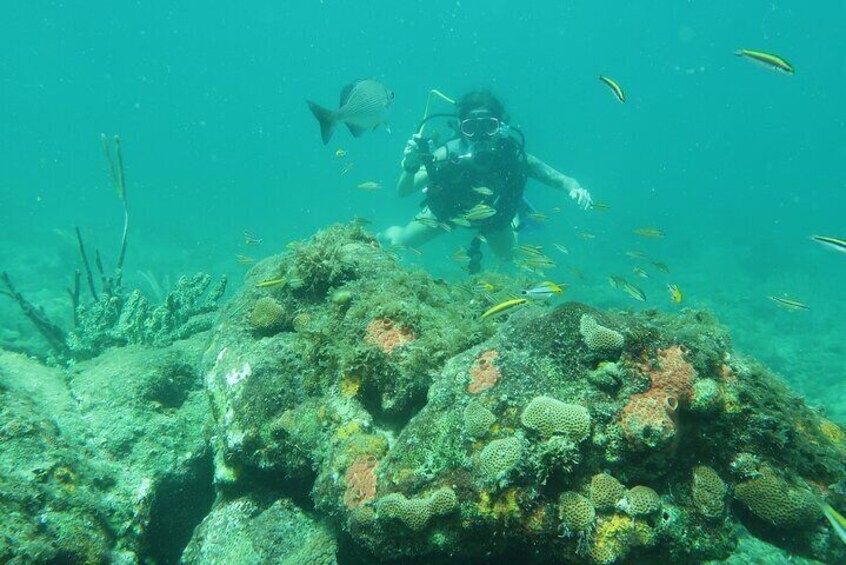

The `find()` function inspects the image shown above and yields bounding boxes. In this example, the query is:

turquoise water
[1,2,844,418]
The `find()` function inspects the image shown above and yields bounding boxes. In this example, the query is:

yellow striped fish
[599,75,625,103]
[256,277,286,288]
[481,298,528,319]
[735,49,794,74]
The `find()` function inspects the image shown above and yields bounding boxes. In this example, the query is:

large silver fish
[307,79,394,145]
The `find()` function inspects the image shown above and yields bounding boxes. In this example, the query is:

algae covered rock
[182,494,338,564]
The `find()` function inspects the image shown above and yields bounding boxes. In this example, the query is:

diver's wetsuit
[424,136,527,234]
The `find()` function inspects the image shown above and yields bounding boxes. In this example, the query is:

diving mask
[460,116,502,138]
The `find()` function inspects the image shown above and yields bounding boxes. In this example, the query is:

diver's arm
[526,153,592,208]
[396,168,428,197]
[396,146,446,197]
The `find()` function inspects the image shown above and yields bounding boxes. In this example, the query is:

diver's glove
[401,133,425,173]
[568,182,593,210]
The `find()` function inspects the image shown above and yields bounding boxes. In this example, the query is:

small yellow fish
[244,231,263,246]
[590,202,610,212]
[341,162,354,175]
[622,282,647,302]
[735,49,794,74]
[390,244,423,256]
[553,243,570,255]
[474,281,496,292]
[568,267,585,280]
[256,277,286,288]
[518,244,545,257]
[414,216,442,230]
[626,250,648,259]
[519,256,556,269]
[450,216,472,228]
[522,281,567,299]
[667,283,683,304]
[609,275,627,289]
[551,207,562,213]
[769,296,809,311]
[356,181,382,191]
[452,248,470,263]
[652,261,670,273]
[527,212,549,222]
[578,231,596,240]
[472,186,494,196]
[335,148,347,158]
[633,227,665,238]
[481,298,528,319]
[822,503,846,546]
[633,267,649,279]
[235,254,256,265]
[599,75,626,103]
[463,203,498,222]
[477,235,488,244]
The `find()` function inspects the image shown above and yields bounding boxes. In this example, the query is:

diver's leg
[383,209,443,248]
[485,226,517,262]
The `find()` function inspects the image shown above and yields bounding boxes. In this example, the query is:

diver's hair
[456,90,507,121]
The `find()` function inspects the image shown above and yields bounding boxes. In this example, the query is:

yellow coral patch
[478,487,521,522]
[819,419,846,446]
[340,372,362,397]
[591,513,654,565]
[334,421,362,442]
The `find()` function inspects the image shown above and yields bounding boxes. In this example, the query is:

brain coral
[374,488,458,531]
[733,469,821,528]
[558,491,596,533]
[520,396,591,442]
[691,465,727,518]
[479,437,523,481]
[464,401,496,438]
[579,314,624,352]
[618,486,660,517]
[590,473,627,511]
[249,296,285,331]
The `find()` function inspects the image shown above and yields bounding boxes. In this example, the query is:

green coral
[558,491,596,533]
[464,401,496,438]
[375,488,458,531]
[520,396,591,441]
[691,465,727,518]
[249,296,285,332]
[579,314,624,352]
[733,468,822,528]
[590,473,627,511]
[479,436,522,481]
[618,486,661,517]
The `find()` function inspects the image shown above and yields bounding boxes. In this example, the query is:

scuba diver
[383,90,593,272]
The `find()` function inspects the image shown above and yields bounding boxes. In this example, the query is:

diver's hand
[401,133,424,173]
[568,183,593,210]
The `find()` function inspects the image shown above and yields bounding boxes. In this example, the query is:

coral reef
[5,223,846,564]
